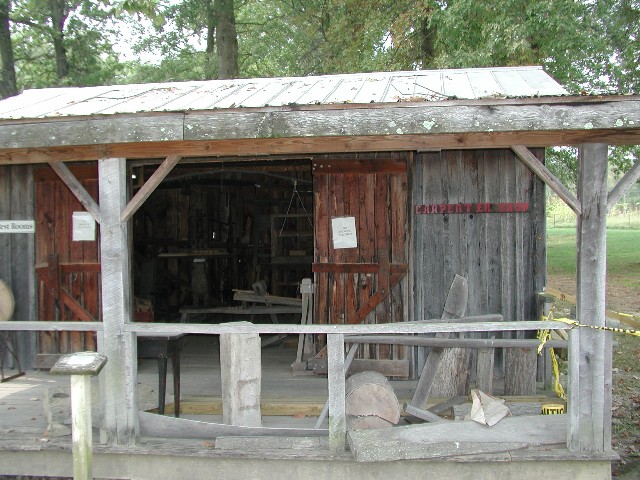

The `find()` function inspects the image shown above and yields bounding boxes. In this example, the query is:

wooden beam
[511,145,581,215]
[403,403,451,423]
[312,157,406,174]
[120,155,181,223]
[348,414,568,462]
[139,411,328,439]
[0,317,568,335]
[48,161,101,223]
[232,290,302,306]
[98,157,138,446]
[2,96,640,151]
[607,158,640,212]
[59,287,97,322]
[410,274,468,410]
[2,128,640,165]
[569,143,612,453]
[345,335,567,349]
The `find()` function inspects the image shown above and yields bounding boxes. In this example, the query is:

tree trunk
[0,0,17,98]
[204,0,216,80]
[420,8,436,68]
[214,0,238,79]
[48,0,69,81]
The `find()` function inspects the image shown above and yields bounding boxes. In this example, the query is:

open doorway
[131,158,314,323]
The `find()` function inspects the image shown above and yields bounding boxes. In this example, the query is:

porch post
[98,158,138,445]
[327,333,346,453]
[568,143,612,452]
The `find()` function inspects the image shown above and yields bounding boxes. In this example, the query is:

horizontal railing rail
[0,317,572,334]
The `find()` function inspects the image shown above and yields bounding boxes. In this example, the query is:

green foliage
[8,0,159,88]
[117,48,206,83]
[3,0,640,190]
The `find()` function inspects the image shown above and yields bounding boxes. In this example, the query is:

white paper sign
[332,216,357,249]
[0,220,35,233]
[72,212,96,241]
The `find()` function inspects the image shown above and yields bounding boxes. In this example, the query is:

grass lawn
[547,227,640,290]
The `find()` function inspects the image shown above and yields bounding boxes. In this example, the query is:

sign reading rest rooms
[0,220,36,233]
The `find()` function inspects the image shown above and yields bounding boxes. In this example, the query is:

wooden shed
[0,66,639,479]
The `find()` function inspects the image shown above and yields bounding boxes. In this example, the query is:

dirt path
[548,274,640,316]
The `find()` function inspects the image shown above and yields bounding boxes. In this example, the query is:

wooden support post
[70,374,92,480]
[219,323,262,427]
[569,143,612,453]
[98,158,138,446]
[50,352,107,480]
[293,278,314,370]
[327,333,346,453]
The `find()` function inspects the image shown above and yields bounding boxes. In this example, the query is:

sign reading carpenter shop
[415,202,529,215]
[0,220,36,233]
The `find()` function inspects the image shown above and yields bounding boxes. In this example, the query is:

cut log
[345,371,400,424]
[347,414,567,462]
[504,348,537,396]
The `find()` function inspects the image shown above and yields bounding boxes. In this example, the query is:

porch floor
[0,335,617,479]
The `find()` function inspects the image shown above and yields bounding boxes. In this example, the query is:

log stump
[345,371,400,430]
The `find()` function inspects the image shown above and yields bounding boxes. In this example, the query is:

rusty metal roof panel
[0,66,568,120]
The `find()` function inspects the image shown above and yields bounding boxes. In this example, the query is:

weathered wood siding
[412,149,546,325]
[313,153,409,361]
[0,165,37,369]
[34,165,100,355]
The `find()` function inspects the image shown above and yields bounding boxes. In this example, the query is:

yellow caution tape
[537,307,567,401]
[537,303,640,402]
[552,317,640,337]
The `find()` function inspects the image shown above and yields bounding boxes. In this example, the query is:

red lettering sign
[415,202,530,215]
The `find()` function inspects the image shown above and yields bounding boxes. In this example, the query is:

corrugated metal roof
[0,66,567,120]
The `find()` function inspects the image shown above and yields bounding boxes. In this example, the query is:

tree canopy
[0,0,638,183]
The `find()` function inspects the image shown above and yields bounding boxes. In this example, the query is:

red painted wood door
[34,165,100,358]
[313,155,408,360]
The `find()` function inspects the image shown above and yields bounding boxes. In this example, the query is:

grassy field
[547,227,640,290]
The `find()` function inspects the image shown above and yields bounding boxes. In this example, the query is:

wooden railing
[0,317,571,452]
